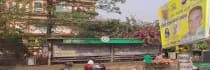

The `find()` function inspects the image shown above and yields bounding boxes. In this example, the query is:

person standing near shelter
[143,54,152,70]
[156,53,163,60]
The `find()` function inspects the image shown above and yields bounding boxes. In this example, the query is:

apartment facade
[1,0,96,59]
[4,0,95,36]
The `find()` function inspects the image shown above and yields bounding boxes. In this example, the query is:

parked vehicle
[60,62,74,70]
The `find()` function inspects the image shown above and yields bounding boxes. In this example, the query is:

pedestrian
[24,53,28,65]
[155,53,163,60]
[143,54,152,70]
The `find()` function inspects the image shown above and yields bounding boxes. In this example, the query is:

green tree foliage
[192,40,210,50]
[0,33,25,54]
[73,19,161,48]
[46,0,126,37]
[95,0,126,14]
[77,19,135,38]
[0,0,28,55]
[55,11,98,24]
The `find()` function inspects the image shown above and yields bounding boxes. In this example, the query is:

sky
[96,0,170,22]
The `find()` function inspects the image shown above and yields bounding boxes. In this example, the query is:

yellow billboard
[158,0,209,48]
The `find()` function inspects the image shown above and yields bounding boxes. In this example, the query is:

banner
[158,0,209,48]
[42,46,48,58]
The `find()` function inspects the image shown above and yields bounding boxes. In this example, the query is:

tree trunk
[46,0,56,66]
[46,0,55,38]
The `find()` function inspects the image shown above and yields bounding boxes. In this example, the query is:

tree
[0,0,27,55]
[192,39,210,50]
[45,0,127,38]
[122,20,161,47]
[0,0,128,53]
[46,0,55,37]
[77,19,134,38]
[95,0,126,14]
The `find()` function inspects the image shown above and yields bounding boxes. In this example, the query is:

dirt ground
[0,60,178,70]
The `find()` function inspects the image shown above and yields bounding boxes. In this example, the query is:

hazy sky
[96,0,170,22]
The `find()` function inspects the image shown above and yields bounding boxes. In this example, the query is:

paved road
[0,60,178,70]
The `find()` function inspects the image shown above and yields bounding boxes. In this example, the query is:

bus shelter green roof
[62,38,142,44]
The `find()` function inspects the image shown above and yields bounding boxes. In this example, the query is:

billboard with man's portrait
[158,0,209,48]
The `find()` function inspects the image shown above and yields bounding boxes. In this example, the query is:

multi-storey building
[6,0,95,35]
[1,0,96,61]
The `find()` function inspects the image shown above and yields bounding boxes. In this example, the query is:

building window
[29,25,47,33]
[0,0,3,4]
[34,2,42,9]
[25,4,30,12]
[0,0,6,4]
[51,27,56,33]
[33,0,43,12]
[38,26,47,33]
[56,1,72,12]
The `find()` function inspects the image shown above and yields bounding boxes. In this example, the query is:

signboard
[63,39,141,44]
[178,53,190,62]
[158,0,209,48]
[180,63,193,70]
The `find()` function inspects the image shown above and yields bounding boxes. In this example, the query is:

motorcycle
[60,62,73,70]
